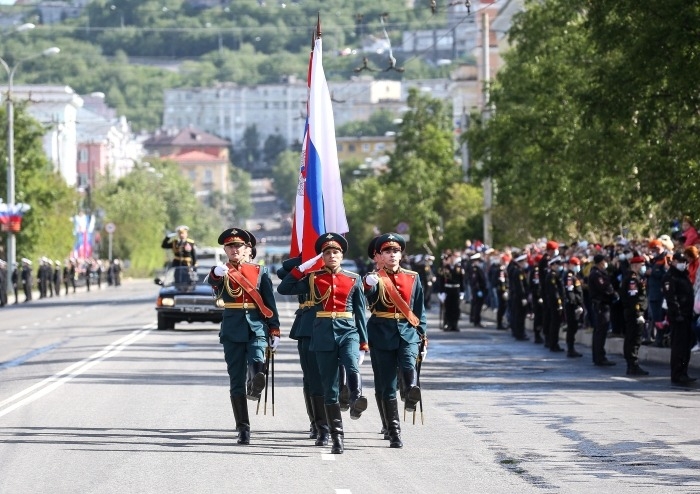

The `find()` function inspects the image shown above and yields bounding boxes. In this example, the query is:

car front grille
[175,295,215,307]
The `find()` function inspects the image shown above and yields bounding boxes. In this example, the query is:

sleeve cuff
[269,328,280,338]
[360,342,369,352]
[292,267,305,280]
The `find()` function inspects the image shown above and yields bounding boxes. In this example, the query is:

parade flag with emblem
[290,18,349,263]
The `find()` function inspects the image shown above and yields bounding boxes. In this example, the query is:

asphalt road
[1,279,699,494]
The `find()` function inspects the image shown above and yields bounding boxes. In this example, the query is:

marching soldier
[12,263,20,304]
[363,233,427,449]
[544,256,565,352]
[53,260,62,297]
[467,253,487,328]
[528,254,545,343]
[588,254,618,366]
[365,236,390,441]
[278,233,369,454]
[0,260,7,307]
[436,251,465,331]
[539,241,559,347]
[162,225,197,268]
[495,260,509,330]
[563,257,585,357]
[507,254,529,340]
[662,252,696,384]
[277,256,330,447]
[208,228,281,445]
[620,254,649,376]
[21,259,33,302]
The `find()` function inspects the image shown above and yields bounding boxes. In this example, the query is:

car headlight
[158,297,175,307]
[215,298,225,308]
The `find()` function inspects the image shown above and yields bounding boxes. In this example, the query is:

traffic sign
[105,222,116,233]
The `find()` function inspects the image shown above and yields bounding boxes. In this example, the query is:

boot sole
[246,372,266,400]
[349,396,368,420]
[405,387,421,412]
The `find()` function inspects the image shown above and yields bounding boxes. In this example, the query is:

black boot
[401,368,421,413]
[347,372,367,420]
[397,368,406,402]
[383,398,403,448]
[376,393,389,440]
[246,361,266,401]
[311,395,330,446]
[567,344,582,358]
[230,394,250,445]
[338,365,350,412]
[303,389,317,439]
[534,329,544,344]
[626,364,649,376]
[325,402,344,454]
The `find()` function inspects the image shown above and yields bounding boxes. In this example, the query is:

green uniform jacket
[364,267,427,351]
[277,265,315,340]
[208,262,280,344]
[278,266,368,352]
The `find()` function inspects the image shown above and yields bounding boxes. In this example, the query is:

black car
[154,266,224,330]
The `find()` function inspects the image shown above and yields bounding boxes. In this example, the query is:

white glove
[365,273,379,286]
[358,351,366,365]
[420,347,428,362]
[537,298,543,305]
[477,291,483,298]
[298,253,323,273]
[575,306,584,317]
[502,291,509,300]
[269,335,280,351]
[459,292,464,300]
[522,298,528,307]
[167,232,177,239]
[213,265,227,277]
[437,292,446,303]
[636,316,645,325]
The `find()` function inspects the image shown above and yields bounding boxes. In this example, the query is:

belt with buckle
[224,302,258,309]
[316,311,353,319]
[372,311,406,320]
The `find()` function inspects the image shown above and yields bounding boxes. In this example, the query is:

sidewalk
[459,302,700,371]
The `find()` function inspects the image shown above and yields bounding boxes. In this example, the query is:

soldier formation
[209,228,427,454]
[426,227,699,385]
[0,256,122,307]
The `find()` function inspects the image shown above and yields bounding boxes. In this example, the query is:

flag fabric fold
[290,36,348,263]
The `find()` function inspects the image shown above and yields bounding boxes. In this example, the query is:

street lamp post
[1,46,60,295]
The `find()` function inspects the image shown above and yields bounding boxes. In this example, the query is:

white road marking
[321,453,336,461]
[0,325,154,419]
[610,376,636,382]
[335,490,351,494]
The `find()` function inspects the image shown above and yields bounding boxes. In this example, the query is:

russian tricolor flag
[290,31,348,262]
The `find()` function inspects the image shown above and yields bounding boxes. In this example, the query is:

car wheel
[157,312,175,330]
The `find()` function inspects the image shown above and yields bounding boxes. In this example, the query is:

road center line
[0,325,154,419]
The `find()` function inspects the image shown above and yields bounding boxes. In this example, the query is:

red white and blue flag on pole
[290,25,348,262]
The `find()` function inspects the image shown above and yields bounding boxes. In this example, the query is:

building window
[189,170,197,182]
[348,144,356,152]
[375,143,385,151]
[362,143,370,152]
[79,149,88,162]
[337,144,343,152]
[204,169,213,184]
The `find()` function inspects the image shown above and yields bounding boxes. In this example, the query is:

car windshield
[162,267,207,286]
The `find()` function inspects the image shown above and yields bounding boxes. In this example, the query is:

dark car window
[162,267,205,286]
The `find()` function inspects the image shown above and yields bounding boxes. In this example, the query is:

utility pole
[461,107,470,183]
[481,12,493,247]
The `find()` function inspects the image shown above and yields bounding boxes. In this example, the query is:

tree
[263,133,288,166]
[271,150,299,210]
[0,104,77,261]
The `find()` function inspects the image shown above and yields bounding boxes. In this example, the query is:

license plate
[181,306,206,313]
